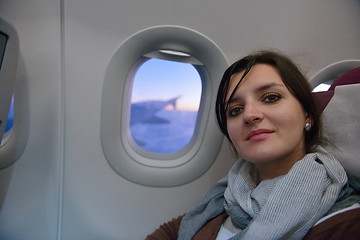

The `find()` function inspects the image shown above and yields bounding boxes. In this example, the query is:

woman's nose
[243,104,263,125]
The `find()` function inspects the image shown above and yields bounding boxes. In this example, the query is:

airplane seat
[311,60,360,182]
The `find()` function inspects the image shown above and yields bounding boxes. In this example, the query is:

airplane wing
[130,96,180,125]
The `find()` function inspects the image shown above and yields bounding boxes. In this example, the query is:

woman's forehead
[226,64,285,100]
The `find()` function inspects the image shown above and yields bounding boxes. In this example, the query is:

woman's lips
[246,129,274,141]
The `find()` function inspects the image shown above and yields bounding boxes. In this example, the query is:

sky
[131,58,202,111]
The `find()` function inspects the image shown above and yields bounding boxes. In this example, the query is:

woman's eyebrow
[226,82,284,105]
[255,82,285,92]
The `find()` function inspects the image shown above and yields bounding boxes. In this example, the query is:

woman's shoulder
[145,215,184,240]
[304,207,360,240]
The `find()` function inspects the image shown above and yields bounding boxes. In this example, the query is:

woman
[146,51,360,240]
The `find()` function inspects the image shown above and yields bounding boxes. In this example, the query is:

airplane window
[1,95,14,145]
[101,25,228,186]
[0,32,7,70]
[0,17,27,169]
[312,83,331,92]
[130,58,201,153]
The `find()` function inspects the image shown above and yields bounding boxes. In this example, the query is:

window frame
[100,25,228,187]
[0,17,28,169]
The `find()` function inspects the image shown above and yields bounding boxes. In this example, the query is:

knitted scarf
[178,147,350,240]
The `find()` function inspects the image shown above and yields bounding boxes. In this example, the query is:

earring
[305,122,312,131]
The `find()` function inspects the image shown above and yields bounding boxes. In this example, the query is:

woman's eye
[228,106,243,117]
[263,93,281,103]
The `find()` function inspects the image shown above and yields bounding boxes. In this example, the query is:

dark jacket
[146,209,360,240]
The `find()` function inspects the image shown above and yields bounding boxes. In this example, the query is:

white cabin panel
[0,0,62,239]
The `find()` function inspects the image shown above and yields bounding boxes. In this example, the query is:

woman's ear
[305,112,312,123]
[304,113,313,131]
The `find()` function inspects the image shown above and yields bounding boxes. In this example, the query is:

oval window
[312,83,331,92]
[130,58,201,154]
[101,25,229,186]
[1,95,14,144]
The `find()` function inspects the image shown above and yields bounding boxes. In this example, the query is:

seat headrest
[311,60,360,180]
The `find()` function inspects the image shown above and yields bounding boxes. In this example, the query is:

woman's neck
[255,150,306,182]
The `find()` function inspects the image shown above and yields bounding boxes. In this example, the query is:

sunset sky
[131,58,202,111]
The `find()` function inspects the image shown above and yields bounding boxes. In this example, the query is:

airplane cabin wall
[0,0,359,239]
[0,0,62,239]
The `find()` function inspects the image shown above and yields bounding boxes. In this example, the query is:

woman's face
[226,64,310,171]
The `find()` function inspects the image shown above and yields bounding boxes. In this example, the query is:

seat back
[311,60,360,180]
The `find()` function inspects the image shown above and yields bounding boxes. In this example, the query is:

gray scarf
[178,147,351,240]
